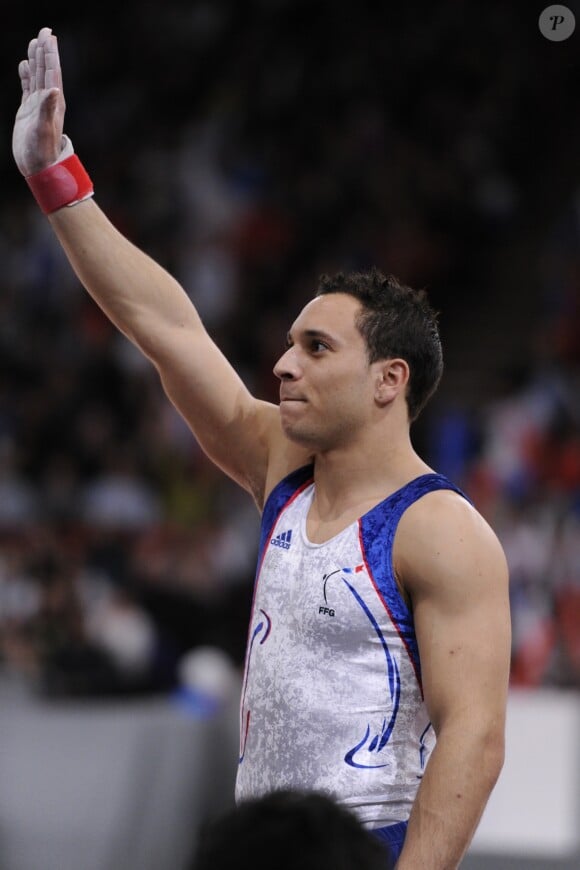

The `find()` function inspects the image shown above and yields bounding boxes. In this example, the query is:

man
[13,27,511,869]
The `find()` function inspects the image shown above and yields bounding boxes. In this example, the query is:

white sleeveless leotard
[235,465,468,828]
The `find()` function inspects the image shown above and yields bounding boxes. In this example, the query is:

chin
[281,419,321,448]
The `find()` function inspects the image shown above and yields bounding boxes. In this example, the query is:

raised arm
[13,27,309,507]
[394,491,511,869]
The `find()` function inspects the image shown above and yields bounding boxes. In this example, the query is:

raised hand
[13,27,67,176]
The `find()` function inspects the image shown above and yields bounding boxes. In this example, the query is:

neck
[311,426,431,518]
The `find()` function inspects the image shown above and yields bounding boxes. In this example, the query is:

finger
[18,60,31,101]
[28,28,53,92]
[27,37,38,93]
[44,34,62,91]
[35,41,46,91]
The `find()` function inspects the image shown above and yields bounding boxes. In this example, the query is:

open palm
[12,26,66,176]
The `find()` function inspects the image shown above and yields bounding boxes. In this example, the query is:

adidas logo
[271,529,293,550]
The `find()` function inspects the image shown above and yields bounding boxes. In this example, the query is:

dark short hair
[191,788,387,870]
[316,268,443,421]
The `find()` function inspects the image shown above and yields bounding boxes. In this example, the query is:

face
[273,293,378,450]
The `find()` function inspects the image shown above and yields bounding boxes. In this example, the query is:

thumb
[39,87,62,121]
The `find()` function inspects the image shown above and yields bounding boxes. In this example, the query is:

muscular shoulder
[393,488,509,605]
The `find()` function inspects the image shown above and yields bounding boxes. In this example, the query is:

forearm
[14,29,204,366]
[396,726,504,869]
[49,197,203,360]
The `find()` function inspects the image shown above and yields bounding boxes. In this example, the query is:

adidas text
[271,529,293,550]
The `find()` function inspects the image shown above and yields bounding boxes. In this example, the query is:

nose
[273,346,300,381]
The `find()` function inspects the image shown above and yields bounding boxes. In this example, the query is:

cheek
[329,376,372,416]
[344,365,374,397]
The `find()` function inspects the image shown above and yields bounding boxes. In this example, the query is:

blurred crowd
[0,1,578,696]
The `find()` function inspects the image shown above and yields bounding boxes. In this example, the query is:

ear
[373,358,410,406]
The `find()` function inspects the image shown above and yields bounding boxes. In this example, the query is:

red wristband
[25,154,94,215]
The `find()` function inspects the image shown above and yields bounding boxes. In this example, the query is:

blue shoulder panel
[359,473,470,685]
[256,464,314,573]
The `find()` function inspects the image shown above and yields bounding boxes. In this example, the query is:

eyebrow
[286,328,336,345]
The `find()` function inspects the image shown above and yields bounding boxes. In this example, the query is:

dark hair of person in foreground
[190,788,389,870]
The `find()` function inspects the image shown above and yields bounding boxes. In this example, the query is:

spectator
[190,788,388,870]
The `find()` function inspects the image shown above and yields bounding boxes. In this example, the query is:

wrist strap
[25,151,94,215]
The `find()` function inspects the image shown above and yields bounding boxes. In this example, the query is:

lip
[280,396,306,403]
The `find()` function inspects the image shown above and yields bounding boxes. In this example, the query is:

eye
[310,339,328,353]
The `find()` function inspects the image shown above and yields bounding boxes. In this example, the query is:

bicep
[154,325,311,507]
[399,496,511,734]
[154,324,275,498]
